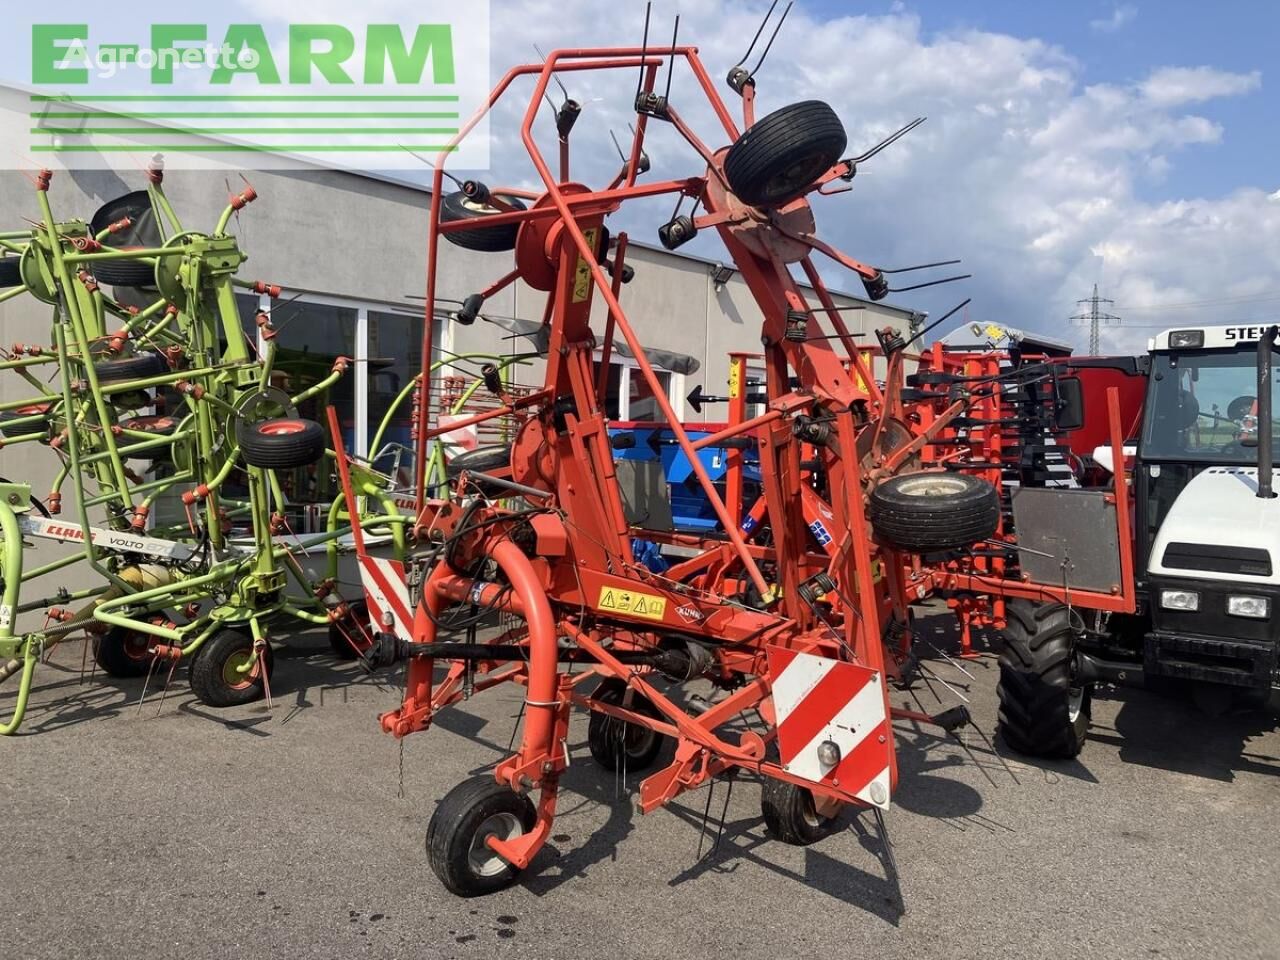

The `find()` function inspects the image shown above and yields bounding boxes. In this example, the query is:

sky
[17,0,1277,354]
[462,0,1280,353]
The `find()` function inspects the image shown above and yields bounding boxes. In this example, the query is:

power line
[1119,292,1280,313]
[1069,283,1121,355]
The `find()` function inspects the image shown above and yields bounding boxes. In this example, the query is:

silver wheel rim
[467,812,522,878]
[1067,686,1085,724]
[894,474,968,498]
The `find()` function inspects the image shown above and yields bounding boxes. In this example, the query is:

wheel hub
[467,812,522,877]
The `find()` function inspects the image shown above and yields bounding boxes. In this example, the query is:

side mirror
[1054,376,1085,432]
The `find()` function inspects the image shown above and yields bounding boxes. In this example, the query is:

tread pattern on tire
[239,418,326,470]
[426,777,536,897]
[724,101,847,207]
[996,601,1089,758]
[189,629,273,708]
[94,351,168,384]
[91,254,156,288]
[869,472,1000,553]
[760,746,830,845]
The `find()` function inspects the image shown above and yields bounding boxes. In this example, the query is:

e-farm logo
[18,13,490,170]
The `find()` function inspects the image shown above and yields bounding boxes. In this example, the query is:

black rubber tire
[444,444,513,481]
[239,418,326,470]
[761,746,833,845]
[445,443,514,497]
[440,191,528,252]
[0,403,54,439]
[328,599,371,660]
[996,601,1090,758]
[189,628,274,708]
[724,101,847,207]
[869,472,1000,553]
[426,776,537,897]
[586,678,666,773]
[0,257,22,288]
[94,624,157,678]
[93,351,168,384]
[91,254,156,288]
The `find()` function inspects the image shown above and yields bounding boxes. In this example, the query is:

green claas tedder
[0,166,519,734]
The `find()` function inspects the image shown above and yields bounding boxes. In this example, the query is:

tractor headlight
[1160,589,1200,611]
[1227,595,1269,619]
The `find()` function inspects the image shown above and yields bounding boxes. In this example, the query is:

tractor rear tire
[996,601,1090,758]
[189,629,274,708]
[427,776,537,897]
[440,191,528,252]
[761,747,834,845]
[586,678,666,773]
[239,418,326,470]
[869,472,1000,553]
[723,101,847,208]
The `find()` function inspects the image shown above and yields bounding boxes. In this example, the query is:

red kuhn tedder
[332,22,1118,896]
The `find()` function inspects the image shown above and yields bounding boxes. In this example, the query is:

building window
[593,356,681,422]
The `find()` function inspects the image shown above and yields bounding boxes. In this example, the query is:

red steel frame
[336,42,1137,879]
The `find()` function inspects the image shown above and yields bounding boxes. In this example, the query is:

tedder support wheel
[439,191,528,252]
[239,418,326,470]
[427,776,537,897]
[93,351,169,384]
[94,624,157,678]
[868,472,1000,553]
[90,252,156,288]
[328,599,371,660]
[723,100,848,208]
[189,629,274,708]
[760,747,835,845]
[996,601,1090,758]
[586,678,666,773]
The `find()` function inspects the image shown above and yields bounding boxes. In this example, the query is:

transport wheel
[328,599,371,660]
[586,678,666,773]
[93,351,168,384]
[427,776,537,897]
[94,623,159,678]
[89,190,161,288]
[0,403,54,439]
[723,100,847,208]
[868,472,1000,553]
[761,748,834,845]
[238,418,326,470]
[996,601,1090,758]
[0,257,21,288]
[189,629,274,708]
[440,191,528,252]
[118,414,180,462]
[90,252,156,288]
[445,443,514,496]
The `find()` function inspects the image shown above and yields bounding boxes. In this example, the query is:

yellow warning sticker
[572,228,599,303]
[728,362,741,399]
[597,585,667,621]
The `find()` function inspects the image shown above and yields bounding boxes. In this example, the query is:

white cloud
[1090,4,1138,33]
[1141,66,1262,106]
[249,0,1270,356]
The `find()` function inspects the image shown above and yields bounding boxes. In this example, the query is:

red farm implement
[334,30,1012,895]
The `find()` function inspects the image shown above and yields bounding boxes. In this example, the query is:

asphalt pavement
[4,612,1278,960]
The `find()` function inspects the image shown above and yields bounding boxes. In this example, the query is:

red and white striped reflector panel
[767,645,893,810]
[358,555,414,640]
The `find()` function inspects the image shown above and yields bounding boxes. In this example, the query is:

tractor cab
[1136,324,1280,694]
